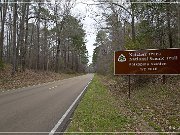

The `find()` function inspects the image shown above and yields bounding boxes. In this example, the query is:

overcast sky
[72,0,100,64]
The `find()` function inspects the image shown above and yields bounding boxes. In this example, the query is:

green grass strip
[67,75,129,132]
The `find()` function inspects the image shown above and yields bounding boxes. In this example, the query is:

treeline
[92,0,180,74]
[0,0,88,74]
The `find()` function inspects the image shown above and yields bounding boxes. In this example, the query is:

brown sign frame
[114,48,180,75]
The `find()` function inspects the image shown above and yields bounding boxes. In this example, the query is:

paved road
[0,74,93,133]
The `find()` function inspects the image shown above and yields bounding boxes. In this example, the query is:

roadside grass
[101,75,180,133]
[67,75,131,132]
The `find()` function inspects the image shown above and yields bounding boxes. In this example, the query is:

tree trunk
[43,19,48,71]
[36,2,41,70]
[131,3,136,42]
[166,0,173,48]
[67,45,70,68]
[22,2,29,71]
[0,1,8,62]
[55,17,65,72]
[64,49,67,70]
[12,0,17,75]
[6,30,9,62]
[19,3,27,71]
[55,37,61,72]
[9,13,13,64]
[8,29,12,64]
[71,50,74,70]
[16,19,21,71]
[28,24,34,69]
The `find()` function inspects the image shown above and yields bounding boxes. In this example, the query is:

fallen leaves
[0,64,78,92]
[99,75,180,132]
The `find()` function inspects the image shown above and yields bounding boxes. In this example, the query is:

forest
[92,0,179,74]
[88,1,180,132]
[0,0,88,75]
[0,0,180,133]
[0,0,179,75]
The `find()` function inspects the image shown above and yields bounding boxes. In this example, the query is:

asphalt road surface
[0,74,93,134]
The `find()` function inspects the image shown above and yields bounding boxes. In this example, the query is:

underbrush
[0,60,4,70]
[0,64,79,91]
[100,75,180,132]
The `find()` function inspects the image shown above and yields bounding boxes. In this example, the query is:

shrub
[0,60,4,70]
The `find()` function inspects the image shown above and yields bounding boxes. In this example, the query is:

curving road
[0,74,94,134]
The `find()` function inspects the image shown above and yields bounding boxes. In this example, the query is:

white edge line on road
[49,78,93,135]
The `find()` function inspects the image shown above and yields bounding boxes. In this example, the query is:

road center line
[49,78,93,135]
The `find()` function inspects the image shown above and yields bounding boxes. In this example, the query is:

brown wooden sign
[114,48,180,75]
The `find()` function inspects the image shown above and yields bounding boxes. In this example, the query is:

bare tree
[0,0,8,61]
[12,0,17,75]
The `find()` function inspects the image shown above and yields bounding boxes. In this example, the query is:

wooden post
[128,75,131,99]
[162,75,166,84]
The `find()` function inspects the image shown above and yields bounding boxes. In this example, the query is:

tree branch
[111,2,132,16]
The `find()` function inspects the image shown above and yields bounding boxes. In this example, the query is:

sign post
[162,75,166,84]
[114,48,180,98]
[128,75,131,99]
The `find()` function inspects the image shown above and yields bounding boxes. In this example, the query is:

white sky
[72,0,100,63]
